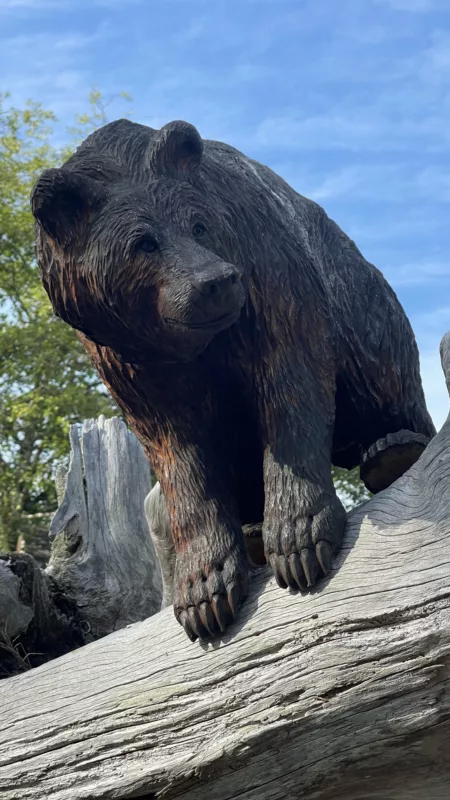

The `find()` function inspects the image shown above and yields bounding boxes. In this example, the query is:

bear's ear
[31,168,104,247]
[149,120,203,178]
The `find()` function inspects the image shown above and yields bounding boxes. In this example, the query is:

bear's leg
[333,378,435,493]
[158,435,249,642]
[336,293,436,492]
[334,356,436,494]
[261,387,347,591]
[360,429,431,493]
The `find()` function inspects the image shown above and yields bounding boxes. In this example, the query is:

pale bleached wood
[46,415,163,638]
[145,481,174,608]
[0,559,33,640]
[0,416,163,673]
[1,341,450,799]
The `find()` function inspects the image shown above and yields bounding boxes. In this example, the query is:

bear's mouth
[163,310,240,332]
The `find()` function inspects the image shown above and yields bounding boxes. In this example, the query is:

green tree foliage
[0,92,125,552]
[332,466,371,511]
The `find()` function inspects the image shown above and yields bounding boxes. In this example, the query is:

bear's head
[31,121,245,363]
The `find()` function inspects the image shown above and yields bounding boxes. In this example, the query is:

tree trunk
[0,415,162,674]
[1,338,450,799]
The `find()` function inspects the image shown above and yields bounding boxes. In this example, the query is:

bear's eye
[138,236,159,254]
[192,222,207,239]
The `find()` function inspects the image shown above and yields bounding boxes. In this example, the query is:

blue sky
[1,0,449,428]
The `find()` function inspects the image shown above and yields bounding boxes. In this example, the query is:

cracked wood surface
[1,337,450,799]
[0,415,163,676]
[46,415,163,638]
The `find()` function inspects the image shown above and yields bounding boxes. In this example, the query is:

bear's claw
[264,495,345,593]
[174,543,249,641]
[269,540,333,592]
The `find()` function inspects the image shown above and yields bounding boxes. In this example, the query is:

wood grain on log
[46,415,162,639]
[0,559,33,641]
[0,416,163,674]
[1,338,449,799]
[0,551,83,676]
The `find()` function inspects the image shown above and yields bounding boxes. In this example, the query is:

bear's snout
[191,262,241,296]
[186,261,244,327]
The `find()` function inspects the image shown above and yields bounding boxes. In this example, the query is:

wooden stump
[0,416,162,674]
[47,415,162,638]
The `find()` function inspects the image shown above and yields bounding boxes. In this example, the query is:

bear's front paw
[173,537,249,641]
[263,494,346,591]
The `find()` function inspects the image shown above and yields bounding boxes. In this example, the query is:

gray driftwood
[0,559,34,642]
[0,416,162,673]
[1,336,450,799]
[47,415,162,638]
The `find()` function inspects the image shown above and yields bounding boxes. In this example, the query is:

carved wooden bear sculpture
[31,119,436,641]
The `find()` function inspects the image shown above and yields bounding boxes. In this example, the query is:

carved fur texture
[31,118,436,640]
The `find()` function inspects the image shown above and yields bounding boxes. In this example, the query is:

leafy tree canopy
[0,90,128,551]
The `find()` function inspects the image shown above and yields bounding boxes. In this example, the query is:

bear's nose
[191,265,242,297]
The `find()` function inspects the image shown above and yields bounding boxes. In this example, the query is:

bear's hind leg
[334,364,436,495]
[360,428,431,494]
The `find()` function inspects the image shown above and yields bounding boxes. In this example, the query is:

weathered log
[0,416,162,674]
[1,337,449,799]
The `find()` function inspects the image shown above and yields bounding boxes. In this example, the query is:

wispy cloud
[285,164,407,203]
[94,0,145,6]
[2,29,109,57]
[256,106,450,152]
[390,262,450,287]
[375,0,444,11]
[0,0,72,8]
[303,167,368,201]
[1,24,117,121]
[415,306,450,333]
[0,0,143,7]
[277,162,450,209]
